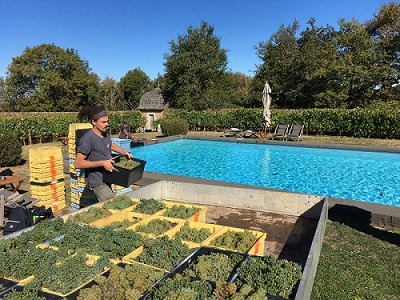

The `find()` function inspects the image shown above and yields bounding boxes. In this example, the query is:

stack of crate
[29,146,66,212]
[67,123,95,211]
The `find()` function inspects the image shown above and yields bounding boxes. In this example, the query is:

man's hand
[123,150,133,160]
[103,159,116,172]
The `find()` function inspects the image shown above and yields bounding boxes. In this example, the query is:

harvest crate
[122,243,198,272]
[103,158,146,187]
[164,221,223,245]
[126,215,183,239]
[90,211,149,228]
[157,201,207,222]
[169,247,247,283]
[202,226,267,256]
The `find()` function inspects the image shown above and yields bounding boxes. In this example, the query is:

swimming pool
[131,139,400,207]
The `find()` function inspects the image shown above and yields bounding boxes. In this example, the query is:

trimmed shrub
[0,132,22,167]
[160,118,189,136]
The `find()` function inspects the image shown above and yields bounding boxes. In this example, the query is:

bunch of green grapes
[183,253,237,282]
[133,198,165,214]
[210,230,257,252]
[162,205,201,219]
[175,222,211,243]
[136,219,177,235]
[102,195,135,210]
[68,207,112,224]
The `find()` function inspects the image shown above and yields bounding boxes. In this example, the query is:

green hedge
[0,111,145,145]
[163,108,399,139]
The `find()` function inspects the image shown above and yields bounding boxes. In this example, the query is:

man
[75,106,133,202]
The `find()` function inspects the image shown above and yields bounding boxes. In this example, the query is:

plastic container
[103,158,146,187]
[164,221,223,245]
[202,226,267,256]
[157,201,207,222]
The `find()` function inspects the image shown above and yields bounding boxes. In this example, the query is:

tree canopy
[252,2,400,109]
[163,21,229,110]
[119,68,154,109]
[5,43,100,111]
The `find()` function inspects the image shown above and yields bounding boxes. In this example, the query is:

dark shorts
[92,183,114,202]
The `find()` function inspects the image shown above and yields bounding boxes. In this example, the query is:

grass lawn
[4,131,400,299]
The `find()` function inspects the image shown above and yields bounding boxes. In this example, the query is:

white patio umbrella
[262,81,272,130]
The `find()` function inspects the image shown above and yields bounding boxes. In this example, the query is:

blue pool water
[131,139,400,207]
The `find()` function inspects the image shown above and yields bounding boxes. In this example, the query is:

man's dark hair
[77,106,107,122]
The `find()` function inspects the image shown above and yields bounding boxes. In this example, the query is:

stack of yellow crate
[68,123,97,211]
[29,146,66,212]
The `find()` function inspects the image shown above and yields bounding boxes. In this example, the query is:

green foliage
[159,117,189,136]
[162,205,201,219]
[236,255,302,298]
[0,131,22,167]
[5,43,100,112]
[210,230,258,253]
[133,198,166,214]
[163,21,229,110]
[0,111,144,144]
[163,108,400,139]
[252,4,400,109]
[119,68,154,109]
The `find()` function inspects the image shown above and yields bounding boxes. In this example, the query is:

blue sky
[0,0,390,81]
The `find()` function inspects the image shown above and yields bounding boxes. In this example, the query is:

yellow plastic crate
[29,146,63,163]
[30,182,65,195]
[158,200,207,222]
[126,215,183,239]
[202,226,267,256]
[68,123,92,138]
[90,211,149,228]
[122,243,197,271]
[164,221,224,245]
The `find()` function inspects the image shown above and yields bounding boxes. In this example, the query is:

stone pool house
[137,87,168,132]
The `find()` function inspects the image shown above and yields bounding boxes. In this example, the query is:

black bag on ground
[3,206,33,235]
[32,206,53,221]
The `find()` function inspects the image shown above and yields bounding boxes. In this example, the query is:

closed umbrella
[262,81,272,131]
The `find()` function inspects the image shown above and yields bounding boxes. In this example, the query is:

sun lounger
[287,125,304,141]
[221,128,243,138]
[271,124,290,140]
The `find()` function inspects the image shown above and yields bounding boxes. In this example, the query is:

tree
[252,21,301,108]
[365,1,400,103]
[99,77,124,111]
[119,68,153,109]
[225,72,253,107]
[163,21,229,110]
[5,43,100,111]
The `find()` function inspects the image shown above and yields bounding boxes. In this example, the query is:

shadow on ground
[328,204,400,246]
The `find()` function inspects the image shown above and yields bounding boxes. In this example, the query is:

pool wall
[126,180,328,300]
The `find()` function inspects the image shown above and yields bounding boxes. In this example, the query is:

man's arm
[75,152,116,172]
[111,143,133,159]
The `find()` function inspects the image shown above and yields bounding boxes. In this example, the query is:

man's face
[93,116,109,133]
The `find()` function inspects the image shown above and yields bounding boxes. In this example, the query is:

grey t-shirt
[77,129,112,188]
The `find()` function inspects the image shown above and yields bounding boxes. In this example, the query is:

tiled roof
[137,88,168,110]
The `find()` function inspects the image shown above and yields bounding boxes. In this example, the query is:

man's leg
[92,183,115,202]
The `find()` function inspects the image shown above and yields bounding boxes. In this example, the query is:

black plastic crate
[231,254,301,300]
[0,284,66,300]
[0,277,18,296]
[169,247,247,283]
[70,262,166,300]
[103,158,146,187]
